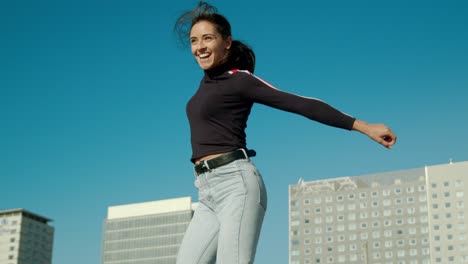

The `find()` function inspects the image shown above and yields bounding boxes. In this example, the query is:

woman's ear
[225,36,232,50]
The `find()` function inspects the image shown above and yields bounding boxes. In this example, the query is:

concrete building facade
[101,196,197,264]
[289,161,468,264]
[0,209,54,264]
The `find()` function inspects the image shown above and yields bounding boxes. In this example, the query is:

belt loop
[239,148,249,159]
[202,160,211,170]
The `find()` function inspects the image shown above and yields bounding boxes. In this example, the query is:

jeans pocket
[238,160,267,212]
[253,169,268,212]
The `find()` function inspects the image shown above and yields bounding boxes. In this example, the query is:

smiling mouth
[198,53,211,60]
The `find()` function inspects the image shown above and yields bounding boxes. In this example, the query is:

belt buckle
[196,160,211,175]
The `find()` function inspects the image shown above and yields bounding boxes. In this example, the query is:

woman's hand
[352,120,397,149]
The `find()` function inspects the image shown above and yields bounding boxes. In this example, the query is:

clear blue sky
[1,0,467,263]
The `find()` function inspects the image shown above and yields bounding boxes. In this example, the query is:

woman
[174,2,397,264]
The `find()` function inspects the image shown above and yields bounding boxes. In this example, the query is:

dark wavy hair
[174,1,255,73]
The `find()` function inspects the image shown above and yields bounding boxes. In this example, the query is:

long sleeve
[234,71,356,130]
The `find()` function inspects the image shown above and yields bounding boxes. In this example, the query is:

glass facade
[102,198,194,264]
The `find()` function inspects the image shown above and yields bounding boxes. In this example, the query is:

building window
[360,192,366,199]
[419,194,427,201]
[383,199,391,206]
[337,195,344,201]
[432,183,437,188]
[420,205,428,212]
[372,231,380,238]
[360,233,368,239]
[444,182,449,187]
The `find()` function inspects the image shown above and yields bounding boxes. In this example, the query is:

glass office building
[101,196,197,264]
[0,209,54,264]
[289,161,468,264]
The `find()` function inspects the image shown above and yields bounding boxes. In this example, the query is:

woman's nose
[197,41,206,50]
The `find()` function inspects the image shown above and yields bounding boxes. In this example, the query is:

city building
[101,196,197,264]
[289,160,468,264]
[0,209,54,264]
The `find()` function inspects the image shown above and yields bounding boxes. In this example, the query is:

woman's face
[190,20,232,71]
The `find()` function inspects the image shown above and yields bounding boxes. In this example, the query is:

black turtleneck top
[186,64,356,162]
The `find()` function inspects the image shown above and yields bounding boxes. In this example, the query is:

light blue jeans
[176,159,267,264]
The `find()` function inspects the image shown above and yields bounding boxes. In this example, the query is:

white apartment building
[101,196,197,264]
[0,209,54,264]
[289,160,468,264]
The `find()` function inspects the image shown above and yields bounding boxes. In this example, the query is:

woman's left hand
[352,120,397,149]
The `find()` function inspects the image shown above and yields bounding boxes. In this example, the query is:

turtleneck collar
[204,61,233,79]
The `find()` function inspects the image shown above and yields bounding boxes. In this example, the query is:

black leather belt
[194,149,256,175]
